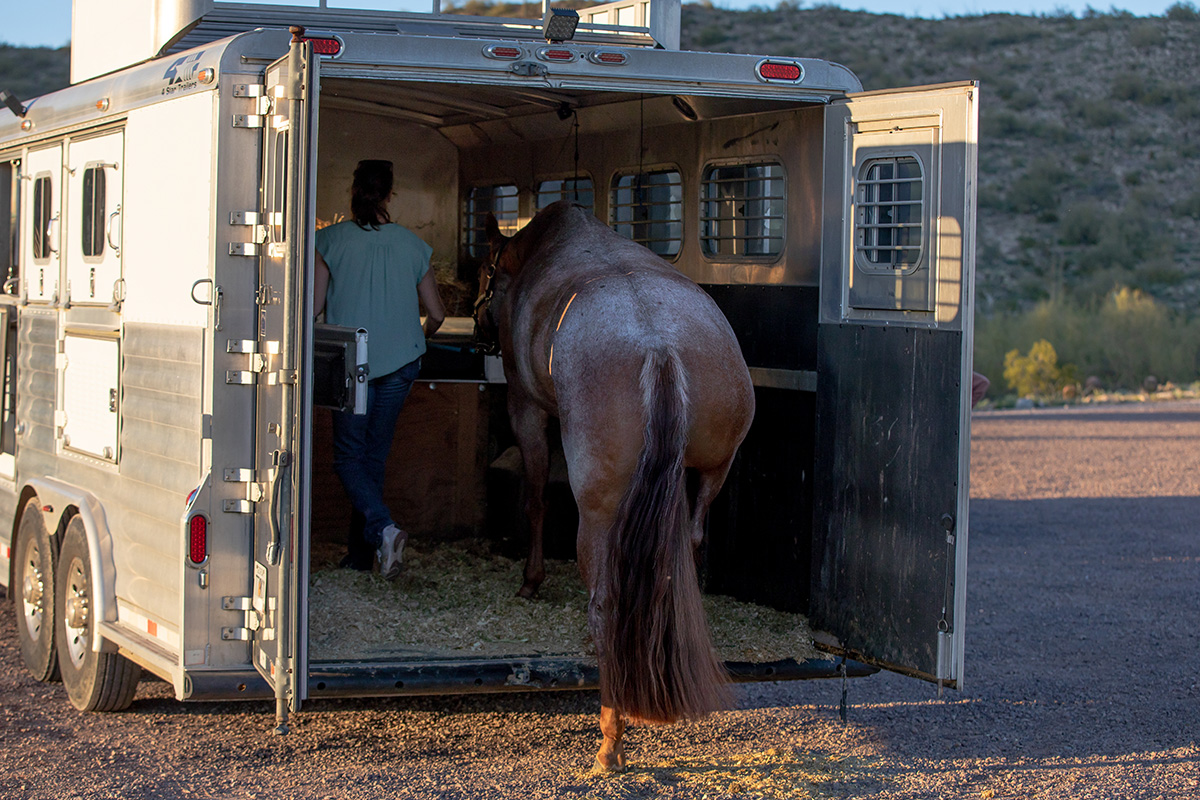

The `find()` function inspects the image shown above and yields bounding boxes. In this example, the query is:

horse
[474,200,756,770]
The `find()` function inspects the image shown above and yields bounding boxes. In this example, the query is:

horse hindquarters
[599,348,731,725]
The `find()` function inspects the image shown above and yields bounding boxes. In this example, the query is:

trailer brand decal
[162,52,205,96]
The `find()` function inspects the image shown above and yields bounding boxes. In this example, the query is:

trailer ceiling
[318,78,817,146]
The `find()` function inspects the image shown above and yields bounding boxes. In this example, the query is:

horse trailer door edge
[249,40,319,725]
[810,82,978,688]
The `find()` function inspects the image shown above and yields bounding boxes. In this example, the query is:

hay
[308,538,819,664]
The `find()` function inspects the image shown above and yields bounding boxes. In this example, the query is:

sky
[2,0,1185,48]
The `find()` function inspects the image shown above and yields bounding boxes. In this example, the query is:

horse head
[471,212,514,355]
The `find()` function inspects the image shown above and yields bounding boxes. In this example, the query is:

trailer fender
[23,478,117,655]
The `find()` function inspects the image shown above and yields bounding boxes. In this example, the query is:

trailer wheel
[12,498,60,682]
[54,516,141,712]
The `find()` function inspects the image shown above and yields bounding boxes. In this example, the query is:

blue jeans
[330,358,421,549]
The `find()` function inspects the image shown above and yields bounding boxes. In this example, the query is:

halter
[471,240,505,356]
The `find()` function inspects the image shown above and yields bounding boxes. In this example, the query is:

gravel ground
[3,401,1199,799]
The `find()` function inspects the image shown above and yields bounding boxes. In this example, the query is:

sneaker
[376,524,407,581]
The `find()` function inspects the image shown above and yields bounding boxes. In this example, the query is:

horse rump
[600,348,731,725]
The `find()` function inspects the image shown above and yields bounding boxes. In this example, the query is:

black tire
[12,498,60,682]
[55,516,141,712]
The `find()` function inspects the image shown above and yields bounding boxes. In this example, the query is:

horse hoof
[592,755,627,773]
[516,583,538,599]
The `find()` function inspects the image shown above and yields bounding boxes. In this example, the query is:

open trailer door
[247,37,318,729]
[810,83,978,688]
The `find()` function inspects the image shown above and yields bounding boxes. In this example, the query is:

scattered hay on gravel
[309,538,819,664]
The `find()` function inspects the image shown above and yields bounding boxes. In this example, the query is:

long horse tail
[600,347,731,725]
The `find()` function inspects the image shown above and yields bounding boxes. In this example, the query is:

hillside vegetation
[4,3,1200,393]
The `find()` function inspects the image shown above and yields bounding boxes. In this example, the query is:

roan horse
[474,201,755,770]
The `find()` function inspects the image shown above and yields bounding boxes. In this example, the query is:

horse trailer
[0,0,977,730]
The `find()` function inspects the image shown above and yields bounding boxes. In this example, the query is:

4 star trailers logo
[161,51,205,96]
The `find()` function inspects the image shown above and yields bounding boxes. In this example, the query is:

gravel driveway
[3,402,1199,799]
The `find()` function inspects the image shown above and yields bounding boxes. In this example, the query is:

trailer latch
[510,61,548,77]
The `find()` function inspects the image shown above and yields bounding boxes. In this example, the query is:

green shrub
[1003,340,1072,398]
[1129,22,1166,48]
[1166,1,1200,21]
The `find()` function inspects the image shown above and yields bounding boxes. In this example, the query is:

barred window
[536,177,594,213]
[700,162,784,258]
[81,166,107,258]
[464,184,518,258]
[32,176,51,261]
[609,169,682,258]
[856,156,924,269]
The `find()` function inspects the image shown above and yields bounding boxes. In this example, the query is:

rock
[1015,397,1035,409]
[1143,375,1158,393]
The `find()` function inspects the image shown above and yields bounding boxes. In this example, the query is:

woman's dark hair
[351,159,393,230]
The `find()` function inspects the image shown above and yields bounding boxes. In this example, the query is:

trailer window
[32,176,51,261]
[81,166,106,258]
[609,169,683,258]
[700,162,784,258]
[856,156,924,269]
[536,178,594,214]
[1,162,15,288]
[464,184,518,259]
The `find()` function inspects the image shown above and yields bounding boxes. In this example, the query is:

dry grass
[309,538,819,664]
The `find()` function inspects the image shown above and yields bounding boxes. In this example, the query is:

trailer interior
[303,76,835,677]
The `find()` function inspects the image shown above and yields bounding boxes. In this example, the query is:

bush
[1003,340,1072,398]
[975,289,1200,393]
[1166,1,1199,21]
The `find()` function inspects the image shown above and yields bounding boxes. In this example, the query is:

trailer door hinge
[232,114,265,129]
[233,84,265,98]
[229,242,259,257]
[229,211,267,243]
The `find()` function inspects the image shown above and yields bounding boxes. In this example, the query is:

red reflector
[305,37,342,56]
[543,49,573,61]
[491,46,521,58]
[759,61,802,81]
[596,52,626,64]
[189,515,208,564]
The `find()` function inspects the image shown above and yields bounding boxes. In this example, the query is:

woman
[314,159,445,578]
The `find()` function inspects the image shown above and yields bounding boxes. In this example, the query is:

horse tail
[600,348,730,725]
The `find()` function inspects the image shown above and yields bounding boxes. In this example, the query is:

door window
[81,166,107,258]
[700,162,785,258]
[32,176,52,261]
[855,156,924,270]
[463,184,518,258]
[609,169,682,258]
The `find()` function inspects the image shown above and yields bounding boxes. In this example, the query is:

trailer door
[22,144,62,304]
[810,83,977,687]
[249,39,318,722]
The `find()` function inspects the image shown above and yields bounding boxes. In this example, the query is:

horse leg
[689,457,736,551]
[510,398,550,598]
[596,704,627,772]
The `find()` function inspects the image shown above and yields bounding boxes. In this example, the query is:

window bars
[856,156,923,269]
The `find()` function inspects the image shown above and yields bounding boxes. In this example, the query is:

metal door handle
[106,205,122,256]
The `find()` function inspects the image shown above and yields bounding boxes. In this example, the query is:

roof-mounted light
[303,35,344,57]
[588,50,628,66]
[542,7,579,43]
[537,46,576,63]
[756,59,804,84]
[484,44,523,60]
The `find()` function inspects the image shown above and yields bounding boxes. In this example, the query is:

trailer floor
[307,537,821,664]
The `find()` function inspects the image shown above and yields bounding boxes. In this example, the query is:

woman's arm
[313,251,331,317]
[417,268,445,338]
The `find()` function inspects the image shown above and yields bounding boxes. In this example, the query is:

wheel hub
[65,593,90,629]
[22,571,43,608]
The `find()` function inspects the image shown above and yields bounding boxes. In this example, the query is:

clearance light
[757,59,804,83]
[95,98,110,112]
[588,50,628,66]
[537,47,576,62]
[303,36,343,57]
[188,514,208,564]
[20,119,33,131]
[484,45,523,60]
[198,68,216,85]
